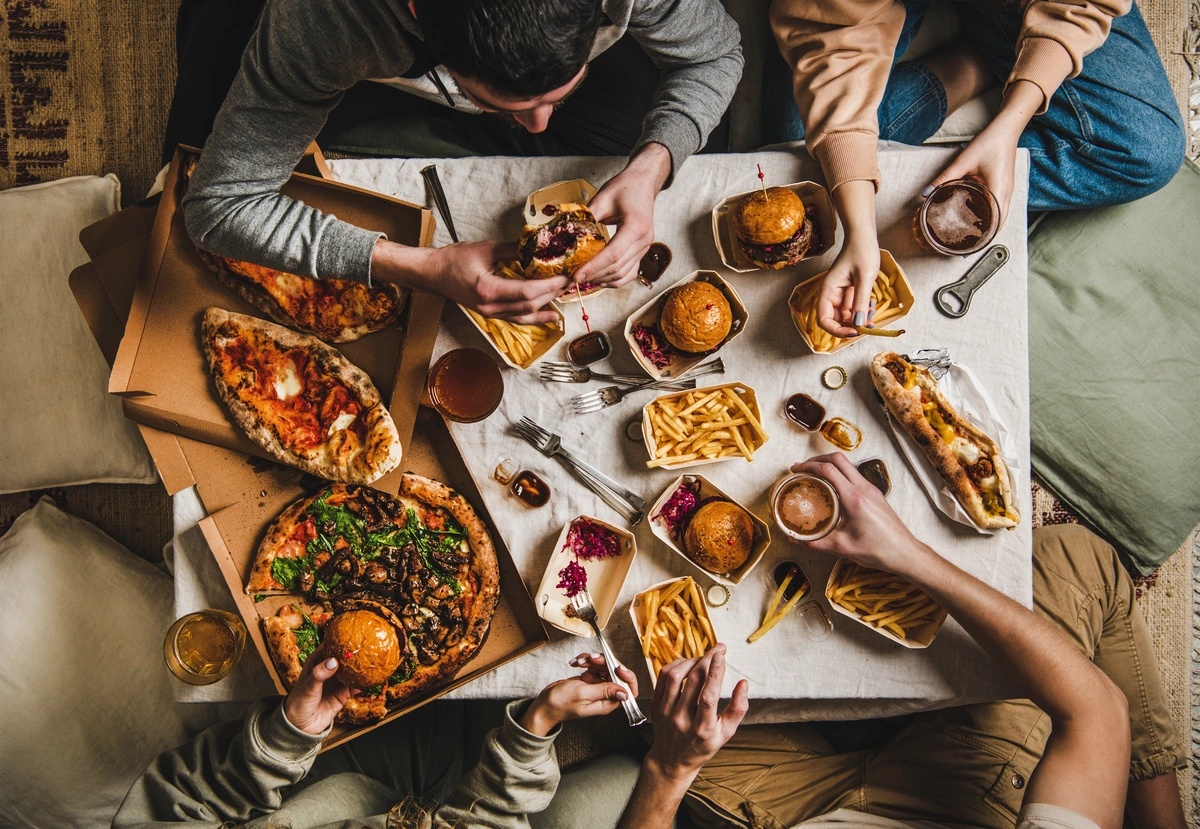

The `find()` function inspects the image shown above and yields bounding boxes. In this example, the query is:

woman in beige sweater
[767,0,1185,336]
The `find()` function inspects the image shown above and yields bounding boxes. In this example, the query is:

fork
[569,590,647,727]
[540,363,657,386]
[571,377,696,414]
[513,418,646,523]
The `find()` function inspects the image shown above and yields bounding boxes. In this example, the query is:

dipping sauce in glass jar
[427,348,504,423]
[492,457,552,508]
[819,417,862,451]
[567,331,611,365]
[637,242,673,286]
[784,393,826,431]
[857,458,891,495]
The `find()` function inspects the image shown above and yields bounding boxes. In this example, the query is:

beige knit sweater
[770,0,1131,191]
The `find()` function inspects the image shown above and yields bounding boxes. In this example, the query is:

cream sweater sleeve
[1011,0,1131,112]
[769,0,906,192]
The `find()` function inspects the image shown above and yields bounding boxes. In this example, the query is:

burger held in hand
[318,605,404,690]
[683,499,755,575]
[518,203,607,279]
[659,281,733,354]
[734,187,816,270]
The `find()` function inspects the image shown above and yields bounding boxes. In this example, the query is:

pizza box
[824,558,947,649]
[647,474,771,586]
[711,181,837,273]
[107,146,439,463]
[787,250,914,354]
[622,270,748,380]
[71,189,550,751]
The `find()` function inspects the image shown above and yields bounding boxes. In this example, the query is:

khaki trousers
[686,525,1184,829]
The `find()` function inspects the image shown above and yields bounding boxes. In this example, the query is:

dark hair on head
[413,0,604,99]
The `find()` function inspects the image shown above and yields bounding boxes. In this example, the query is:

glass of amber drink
[164,609,247,685]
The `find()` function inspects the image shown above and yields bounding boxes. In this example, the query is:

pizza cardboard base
[107,146,438,461]
[71,184,549,751]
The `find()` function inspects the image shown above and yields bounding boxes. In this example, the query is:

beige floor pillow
[0,175,156,493]
[0,499,231,828]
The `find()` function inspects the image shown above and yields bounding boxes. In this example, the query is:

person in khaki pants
[613,453,1186,829]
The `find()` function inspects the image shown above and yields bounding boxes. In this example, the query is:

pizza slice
[871,352,1019,530]
[202,308,401,484]
[197,249,407,344]
[254,476,501,723]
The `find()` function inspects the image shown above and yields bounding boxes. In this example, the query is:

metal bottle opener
[934,245,1009,318]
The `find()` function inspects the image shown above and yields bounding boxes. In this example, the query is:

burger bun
[733,187,805,246]
[518,203,607,280]
[318,609,403,690]
[682,499,754,575]
[659,281,733,353]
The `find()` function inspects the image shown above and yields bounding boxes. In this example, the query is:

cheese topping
[328,411,357,435]
[273,362,302,400]
[950,437,982,465]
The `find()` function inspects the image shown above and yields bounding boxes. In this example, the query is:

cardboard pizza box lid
[107,146,439,462]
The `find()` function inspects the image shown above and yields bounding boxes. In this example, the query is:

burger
[733,187,816,270]
[682,499,755,575]
[518,203,607,279]
[318,606,404,690]
[659,281,733,353]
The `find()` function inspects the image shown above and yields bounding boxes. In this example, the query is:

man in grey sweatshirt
[182,0,743,322]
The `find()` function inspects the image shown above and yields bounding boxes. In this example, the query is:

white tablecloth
[176,145,1032,719]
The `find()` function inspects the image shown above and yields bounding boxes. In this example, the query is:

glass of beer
[771,472,840,542]
[914,178,1000,256]
[426,348,505,423]
[164,609,247,685]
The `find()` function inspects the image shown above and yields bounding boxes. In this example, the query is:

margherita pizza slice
[197,249,407,344]
[202,308,401,484]
[254,476,501,724]
[871,352,1019,530]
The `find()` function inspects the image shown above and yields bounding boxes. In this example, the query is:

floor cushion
[1028,159,1200,575]
[0,498,230,828]
[0,175,156,493]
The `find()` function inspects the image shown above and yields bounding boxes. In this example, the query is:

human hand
[573,144,671,289]
[645,644,749,783]
[789,453,929,574]
[816,239,880,338]
[404,240,567,324]
[520,653,641,736]
[282,655,351,736]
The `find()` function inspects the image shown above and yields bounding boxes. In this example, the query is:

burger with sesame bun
[733,187,816,270]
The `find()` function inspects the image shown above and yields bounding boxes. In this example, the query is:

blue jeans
[763,0,1185,211]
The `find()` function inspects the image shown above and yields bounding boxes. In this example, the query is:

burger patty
[519,213,604,265]
[740,215,816,266]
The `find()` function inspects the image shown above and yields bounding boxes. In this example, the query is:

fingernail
[853,312,866,326]
[324,658,338,670]
[869,297,876,307]
[616,691,628,701]
[592,653,602,660]
[920,185,935,198]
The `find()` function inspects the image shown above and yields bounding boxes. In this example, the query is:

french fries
[462,261,562,368]
[634,577,717,680]
[790,267,907,353]
[643,385,767,469]
[825,560,945,643]
[747,563,811,643]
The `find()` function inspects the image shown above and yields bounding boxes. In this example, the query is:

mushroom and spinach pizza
[254,476,500,724]
[871,351,1019,530]
[201,308,401,484]
[197,249,407,344]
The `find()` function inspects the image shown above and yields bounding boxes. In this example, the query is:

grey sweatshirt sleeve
[621,0,744,181]
[431,700,562,829]
[182,0,416,285]
[111,700,328,828]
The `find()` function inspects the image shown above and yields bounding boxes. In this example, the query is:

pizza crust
[197,249,407,344]
[871,352,1019,530]
[201,307,402,484]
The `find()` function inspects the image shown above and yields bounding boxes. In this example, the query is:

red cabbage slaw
[631,323,676,370]
[556,518,623,598]
[652,479,701,543]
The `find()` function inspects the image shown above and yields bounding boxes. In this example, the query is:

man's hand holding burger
[574,143,672,289]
